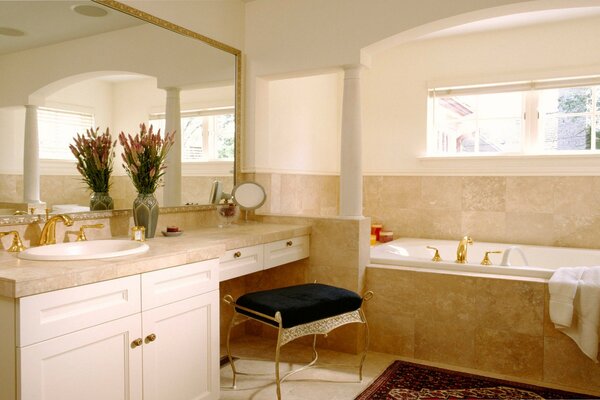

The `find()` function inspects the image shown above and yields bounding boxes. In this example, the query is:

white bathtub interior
[370,237,600,279]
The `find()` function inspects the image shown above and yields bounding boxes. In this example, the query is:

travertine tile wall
[364,176,600,249]
[248,173,600,394]
[254,173,600,249]
[253,173,339,217]
[365,266,600,396]
[0,174,232,211]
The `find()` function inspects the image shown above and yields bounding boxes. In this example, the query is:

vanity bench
[223,283,372,400]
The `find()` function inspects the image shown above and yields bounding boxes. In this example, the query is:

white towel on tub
[549,267,586,327]
[549,266,600,362]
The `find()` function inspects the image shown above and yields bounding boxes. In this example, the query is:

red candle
[371,224,383,241]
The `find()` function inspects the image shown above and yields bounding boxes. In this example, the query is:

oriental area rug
[355,360,595,400]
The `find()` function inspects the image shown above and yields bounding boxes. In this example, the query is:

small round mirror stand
[232,181,266,223]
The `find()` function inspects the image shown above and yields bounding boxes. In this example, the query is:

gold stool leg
[274,312,284,400]
[358,308,370,381]
[226,312,239,388]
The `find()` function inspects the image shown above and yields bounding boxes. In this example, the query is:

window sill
[417,153,600,175]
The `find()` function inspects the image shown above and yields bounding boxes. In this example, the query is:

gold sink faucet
[0,231,26,252]
[455,235,473,264]
[39,214,74,245]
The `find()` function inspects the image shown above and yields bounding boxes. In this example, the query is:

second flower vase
[133,193,159,238]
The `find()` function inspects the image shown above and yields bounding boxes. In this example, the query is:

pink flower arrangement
[70,127,116,193]
[118,123,175,194]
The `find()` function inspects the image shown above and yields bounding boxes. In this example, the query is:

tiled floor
[219,335,396,400]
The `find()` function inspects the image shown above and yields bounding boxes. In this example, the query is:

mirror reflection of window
[150,108,234,162]
[38,107,95,160]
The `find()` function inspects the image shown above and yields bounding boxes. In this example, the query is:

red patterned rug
[355,361,595,400]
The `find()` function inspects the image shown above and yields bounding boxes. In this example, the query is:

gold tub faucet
[455,236,473,264]
[39,214,74,245]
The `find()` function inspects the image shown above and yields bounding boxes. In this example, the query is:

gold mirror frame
[0,0,242,226]
[93,0,242,185]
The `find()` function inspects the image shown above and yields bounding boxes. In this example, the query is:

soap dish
[161,230,183,237]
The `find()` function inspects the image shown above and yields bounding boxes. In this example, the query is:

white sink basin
[18,240,149,261]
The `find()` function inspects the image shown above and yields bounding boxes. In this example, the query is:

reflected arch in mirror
[232,181,266,222]
[0,0,242,223]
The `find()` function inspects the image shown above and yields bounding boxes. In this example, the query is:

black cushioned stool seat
[224,282,372,400]
[235,283,363,328]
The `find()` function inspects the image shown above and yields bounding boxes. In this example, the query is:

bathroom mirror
[232,181,266,222]
[0,0,241,220]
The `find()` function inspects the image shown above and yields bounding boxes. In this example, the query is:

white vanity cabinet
[219,235,310,281]
[12,258,219,400]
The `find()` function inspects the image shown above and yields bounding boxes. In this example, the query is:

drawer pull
[145,333,157,343]
[286,241,293,247]
[131,338,143,348]
[234,251,242,258]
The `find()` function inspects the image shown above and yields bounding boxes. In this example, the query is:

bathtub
[370,237,600,279]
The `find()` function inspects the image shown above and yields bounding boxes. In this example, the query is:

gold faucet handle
[481,250,502,265]
[0,231,26,252]
[76,224,104,242]
[426,246,442,262]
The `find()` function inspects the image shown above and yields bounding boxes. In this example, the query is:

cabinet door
[19,314,143,400]
[142,290,219,400]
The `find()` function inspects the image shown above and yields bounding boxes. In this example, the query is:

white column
[163,88,182,207]
[23,105,41,204]
[339,65,363,217]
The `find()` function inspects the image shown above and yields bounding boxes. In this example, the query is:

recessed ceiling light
[72,4,109,17]
[0,27,25,37]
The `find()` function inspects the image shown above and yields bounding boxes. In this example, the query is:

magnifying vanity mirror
[232,181,266,222]
[0,0,241,223]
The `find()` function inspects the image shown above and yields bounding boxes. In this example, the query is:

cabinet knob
[286,240,293,247]
[131,338,143,348]
[145,333,157,343]
[233,251,242,258]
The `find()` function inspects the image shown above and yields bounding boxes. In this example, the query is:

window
[539,87,600,151]
[38,107,94,160]
[150,108,234,162]
[429,78,600,155]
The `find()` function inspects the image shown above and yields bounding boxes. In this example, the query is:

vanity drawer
[264,235,309,270]
[17,275,141,347]
[219,244,264,281]
[141,258,218,311]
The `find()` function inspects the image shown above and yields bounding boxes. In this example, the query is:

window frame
[37,106,95,161]
[149,107,235,163]
[427,76,600,157]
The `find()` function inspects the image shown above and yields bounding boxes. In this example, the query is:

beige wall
[363,14,600,176]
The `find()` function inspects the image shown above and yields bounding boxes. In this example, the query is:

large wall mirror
[0,0,241,221]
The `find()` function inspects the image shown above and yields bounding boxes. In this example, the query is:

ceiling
[0,1,144,56]
[421,7,600,39]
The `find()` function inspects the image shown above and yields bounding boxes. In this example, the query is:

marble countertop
[0,223,311,299]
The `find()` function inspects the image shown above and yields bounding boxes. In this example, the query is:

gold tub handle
[426,246,442,262]
[481,251,502,265]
